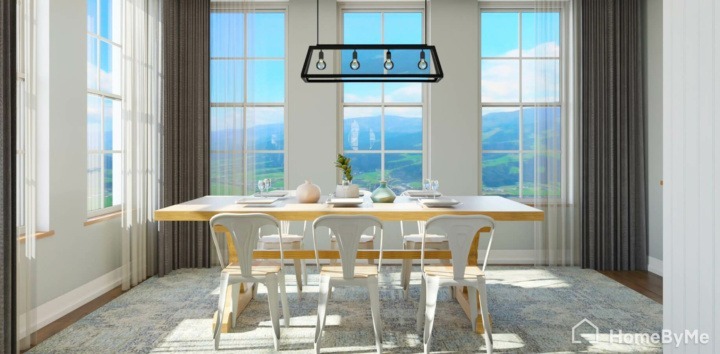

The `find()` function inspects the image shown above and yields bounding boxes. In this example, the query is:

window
[87,0,122,213]
[341,10,426,194]
[210,8,286,195]
[480,8,561,198]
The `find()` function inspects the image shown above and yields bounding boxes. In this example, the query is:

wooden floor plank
[598,270,663,304]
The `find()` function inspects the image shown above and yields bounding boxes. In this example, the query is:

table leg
[454,228,493,334]
[211,233,257,333]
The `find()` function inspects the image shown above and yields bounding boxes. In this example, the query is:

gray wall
[645,0,663,261]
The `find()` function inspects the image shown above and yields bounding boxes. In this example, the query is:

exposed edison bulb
[384,50,394,70]
[350,50,361,70]
[418,50,428,70]
[316,50,327,70]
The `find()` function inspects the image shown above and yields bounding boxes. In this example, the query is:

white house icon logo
[572,318,599,343]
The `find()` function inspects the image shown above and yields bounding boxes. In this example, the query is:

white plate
[419,198,461,207]
[405,190,443,198]
[235,197,280,205]
[326,197,364,207]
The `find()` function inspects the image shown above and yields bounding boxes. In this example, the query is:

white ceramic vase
[334,183,360,198]
[296,180,321,203]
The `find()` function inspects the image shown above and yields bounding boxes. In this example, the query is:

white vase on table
[334,182,359,198]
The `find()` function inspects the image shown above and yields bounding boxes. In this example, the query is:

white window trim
[478,1,569,202]
[337,4,429,189]
[209,5,289,195]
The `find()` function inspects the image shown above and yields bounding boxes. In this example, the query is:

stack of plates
[254,190,289,198]
[418,198,461,207]
[405,190,443,198]
[326,197,364,207]
[235,197,280,205]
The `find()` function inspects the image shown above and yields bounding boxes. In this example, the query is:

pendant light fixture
[301,0,443,83]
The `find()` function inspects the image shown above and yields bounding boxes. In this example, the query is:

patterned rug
[28,266,662,353]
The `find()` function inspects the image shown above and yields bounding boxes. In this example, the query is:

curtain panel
[159,0,211,276]
[0,0,17,351]
[580,0,648,270]
[122,0,162,288]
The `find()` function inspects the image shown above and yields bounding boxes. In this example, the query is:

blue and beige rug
[29,266,662,353]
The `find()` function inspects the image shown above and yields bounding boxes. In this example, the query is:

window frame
[209,4,289,196]
[478,1,568,202]
[338,4,429,192]
[16,0,26,234]
[87,0,123,217]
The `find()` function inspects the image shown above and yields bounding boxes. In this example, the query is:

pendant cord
[316,0,320,45]
[424,0,428,44]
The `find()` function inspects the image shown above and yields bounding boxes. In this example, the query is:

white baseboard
[18,267,122,339]
[648,256,663,276]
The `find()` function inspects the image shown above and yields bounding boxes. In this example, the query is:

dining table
[154,194,544,334]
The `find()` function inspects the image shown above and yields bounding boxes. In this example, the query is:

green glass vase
[371,181,396,203]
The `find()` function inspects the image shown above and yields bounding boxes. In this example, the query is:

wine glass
[257,179,266,197]
[423,178,432,191]
[264,178,272,194]
[431,179,440,199]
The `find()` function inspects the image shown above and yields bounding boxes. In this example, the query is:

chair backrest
[312,215,384,280]
[209,213,282,278]
[423,215,496,279]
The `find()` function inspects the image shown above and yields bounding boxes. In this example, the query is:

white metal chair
[258,220,308,291]
[312,215,385,354]
[415,215,496,354]
[399,220,449,299]
[209,213,290,351]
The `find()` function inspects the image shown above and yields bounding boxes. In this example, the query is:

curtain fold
[159,0,211,276]
[0,0,17,351]
[531,1,581,266]
[122,0,162,288]
[580,0,647,270]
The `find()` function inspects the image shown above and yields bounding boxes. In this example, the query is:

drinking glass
[257,180,266,197]
[431,179,440,198]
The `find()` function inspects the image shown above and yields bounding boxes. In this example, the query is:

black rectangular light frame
[301,44,444,83]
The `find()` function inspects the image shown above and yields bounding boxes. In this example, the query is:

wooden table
[154,195,543,333]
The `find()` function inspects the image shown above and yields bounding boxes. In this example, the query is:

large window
[341,10,426,194]
[87,0,122,213]
[480,8,561,198]
[210,8,286,195]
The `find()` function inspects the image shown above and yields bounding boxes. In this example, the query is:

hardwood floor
[21,286,124,353]
[598,270,663,303]
[21,269,663,351]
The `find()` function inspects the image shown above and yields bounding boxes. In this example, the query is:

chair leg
[477,276,493,354]
[279,269,290,328]
[468,286,478,332]
[230,283,240,328]
[422,276,440,354]
[416,275,426,332]
[214,273,230,350]
[302,259,308,286]
[266,274,281,351]
[367,275,383,353]
[315,275,331,354]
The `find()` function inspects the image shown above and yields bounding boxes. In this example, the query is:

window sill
[84,210,122,227]
[18,230,55,243]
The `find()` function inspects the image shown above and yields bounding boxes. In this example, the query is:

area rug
[28,266,662,353]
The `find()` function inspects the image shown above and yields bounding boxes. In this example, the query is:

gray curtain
[159,0,211,276]
[1,0,17,351]
[580,0,648,270]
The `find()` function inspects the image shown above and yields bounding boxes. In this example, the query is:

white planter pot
[334,184,360,198]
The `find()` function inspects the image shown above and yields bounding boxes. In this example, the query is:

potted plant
[334,154,360,198]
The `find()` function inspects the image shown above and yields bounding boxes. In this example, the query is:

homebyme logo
[571,318,711,347]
